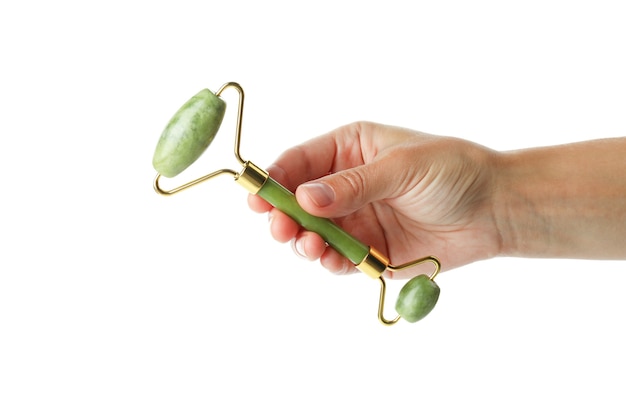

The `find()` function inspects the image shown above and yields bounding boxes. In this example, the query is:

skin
[248,122,626,279]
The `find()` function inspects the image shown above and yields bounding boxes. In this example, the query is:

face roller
[152,82,441,325]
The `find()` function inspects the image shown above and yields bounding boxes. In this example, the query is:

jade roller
[152,82,442,325]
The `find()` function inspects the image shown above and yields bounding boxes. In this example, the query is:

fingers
[267,208,299,243]
[269,122,378,191]
[295,154,404,218]
[278,122,417,219]
[291,230,326,260]
[247,193,272,213]
[248,121,382,214]
[319,247,357,275]
[294,230,357,275]
[267,209,357,275]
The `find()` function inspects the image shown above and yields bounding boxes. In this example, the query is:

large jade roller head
[152,82,442,325]
[153,89,226,178]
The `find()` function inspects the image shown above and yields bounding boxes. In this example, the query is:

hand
[248,122,503,278]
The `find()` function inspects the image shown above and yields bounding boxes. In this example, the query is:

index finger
[270,122,374,191]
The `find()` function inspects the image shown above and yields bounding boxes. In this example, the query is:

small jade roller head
[395,274,440,323]
[153,89,227,178]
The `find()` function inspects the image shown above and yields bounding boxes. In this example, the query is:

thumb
[295,161,396,218]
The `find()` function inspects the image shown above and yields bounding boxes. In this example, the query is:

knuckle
[340,168,368,203]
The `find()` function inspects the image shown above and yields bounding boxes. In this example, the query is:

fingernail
[291,238,307,259]
[300,182,334,208]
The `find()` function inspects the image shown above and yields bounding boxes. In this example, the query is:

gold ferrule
[356,247,390,279]
[236,161,269,194]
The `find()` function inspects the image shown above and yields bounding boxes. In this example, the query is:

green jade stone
[257,177,370,265]
[395,274,440,323]
[153,89,226,178]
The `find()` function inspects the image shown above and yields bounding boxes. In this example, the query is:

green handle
[257,177,369,265]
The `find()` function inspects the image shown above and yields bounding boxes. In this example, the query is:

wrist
[492,150,550,258]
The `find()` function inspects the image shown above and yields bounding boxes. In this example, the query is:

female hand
[248,121,503,278]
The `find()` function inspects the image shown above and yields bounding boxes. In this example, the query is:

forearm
[495,137,626,259]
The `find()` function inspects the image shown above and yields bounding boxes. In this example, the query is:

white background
[1,1,625,416]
